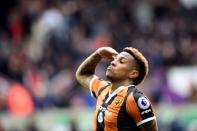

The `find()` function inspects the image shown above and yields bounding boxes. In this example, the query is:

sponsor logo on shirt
[141,109,152,115]
[98,112,104,123]
[96,105,112,115]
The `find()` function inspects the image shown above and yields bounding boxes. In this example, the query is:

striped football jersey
[89,76,156,131]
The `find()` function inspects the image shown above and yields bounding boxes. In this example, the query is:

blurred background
[0,0,197,130]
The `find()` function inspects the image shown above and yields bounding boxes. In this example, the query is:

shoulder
[126,88,156,127]
[90,75,110,88]
[89,75,111,98]
[127,89,152,111]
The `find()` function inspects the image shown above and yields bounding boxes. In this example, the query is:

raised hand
[96,47,118,60]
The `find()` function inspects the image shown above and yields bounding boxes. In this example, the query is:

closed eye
[119,57,127,64]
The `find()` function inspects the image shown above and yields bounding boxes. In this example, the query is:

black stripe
[117,85,140,131]
[92,92,96,98]
[96,93,109,131]
[125,85,136,100]
[106,94,118,105]
[97,83,110,97]
[96,90,118,131]
[132,90,154,120]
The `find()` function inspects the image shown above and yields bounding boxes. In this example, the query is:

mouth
[107,65,113,70]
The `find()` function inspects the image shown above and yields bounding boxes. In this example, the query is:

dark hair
[123,47,149,86]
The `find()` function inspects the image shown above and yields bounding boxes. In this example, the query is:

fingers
[106,47,118,55]
[112,54,117,59]
[98,47,118,55]
[96,47,118,60]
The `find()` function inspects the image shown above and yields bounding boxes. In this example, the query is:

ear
[128,70,139,79]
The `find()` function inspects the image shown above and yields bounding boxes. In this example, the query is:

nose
[110,60,116,67]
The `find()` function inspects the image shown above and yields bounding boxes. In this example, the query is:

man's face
[106,52,137,82]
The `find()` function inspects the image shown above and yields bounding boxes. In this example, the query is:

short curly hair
[123,47,149,86]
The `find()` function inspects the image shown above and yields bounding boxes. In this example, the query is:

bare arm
[75,47,118,89]
[138,119,158,131]
[76,52,102,89]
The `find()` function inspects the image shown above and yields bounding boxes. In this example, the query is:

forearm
[76,51,102,88]
[138,120,158,131]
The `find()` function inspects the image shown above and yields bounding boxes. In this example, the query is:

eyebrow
[116,55,129,62]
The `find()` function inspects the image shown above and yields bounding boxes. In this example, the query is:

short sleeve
[126,92,156,126]
[89,75,109,98]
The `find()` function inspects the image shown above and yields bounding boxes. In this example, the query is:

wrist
[94,51,102,59]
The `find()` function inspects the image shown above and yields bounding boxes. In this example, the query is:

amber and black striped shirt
[89,76,156,131]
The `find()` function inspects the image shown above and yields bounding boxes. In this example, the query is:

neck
[110,79,133,92]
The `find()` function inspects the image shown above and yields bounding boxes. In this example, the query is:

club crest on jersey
[113,99,122,106]
[115,99,120,105]
[137,96,150,110]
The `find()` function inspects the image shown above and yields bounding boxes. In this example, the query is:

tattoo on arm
[76,52,102,89]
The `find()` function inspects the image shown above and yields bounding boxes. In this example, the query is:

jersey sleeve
[89,75,109,98]
[126,91,156,126]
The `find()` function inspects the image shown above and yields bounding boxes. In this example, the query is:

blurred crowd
[0,0,197,116]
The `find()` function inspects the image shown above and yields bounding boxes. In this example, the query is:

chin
[106,71,112,78]
[106,75,113,81]
[106,72,112,79]
[106,71,118,81]
[106,75,120,82]
[106,73,116,81]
